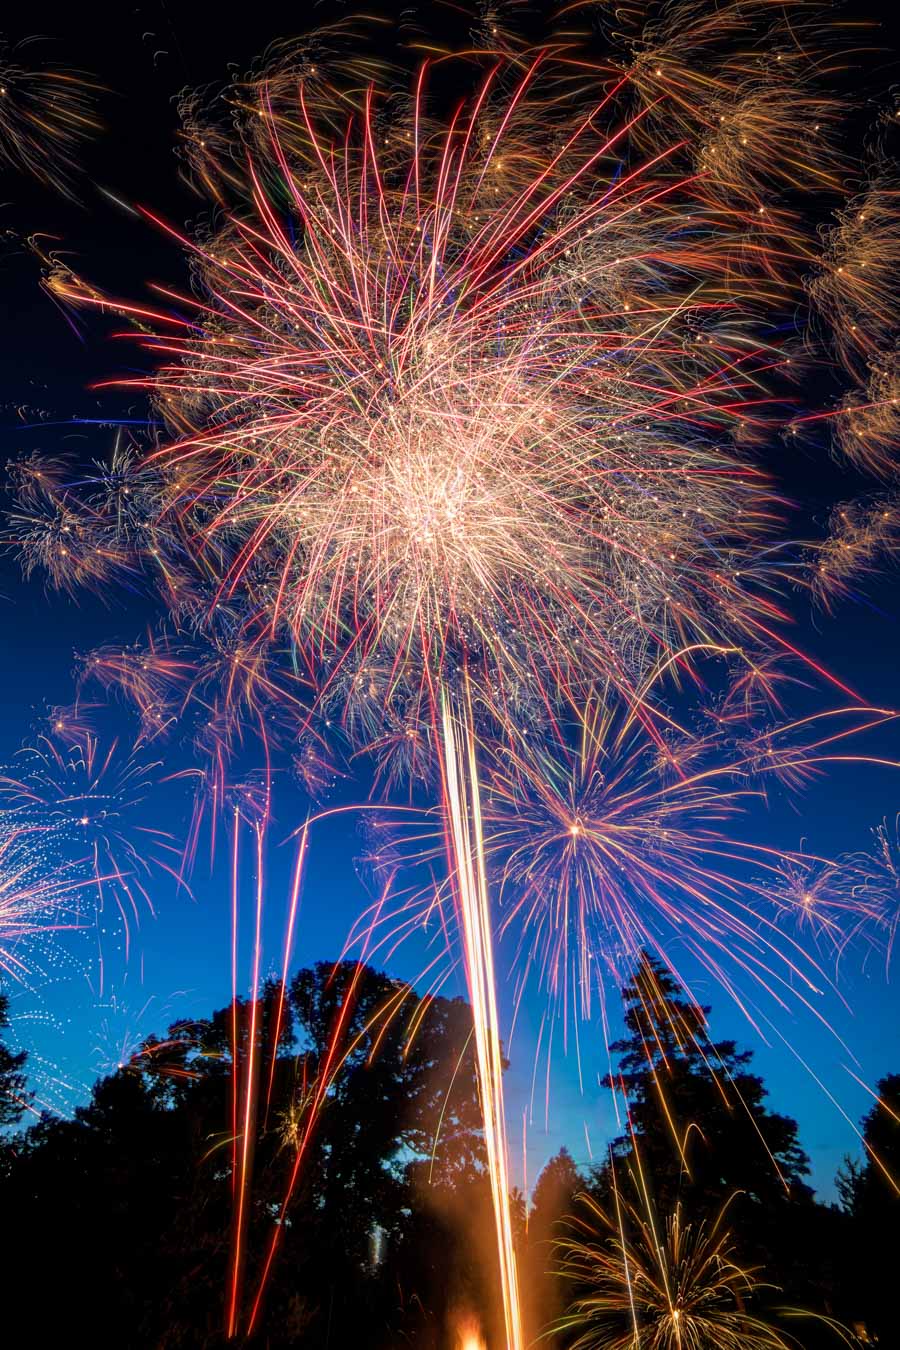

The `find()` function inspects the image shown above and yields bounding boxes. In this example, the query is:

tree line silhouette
[0,956,897,1347]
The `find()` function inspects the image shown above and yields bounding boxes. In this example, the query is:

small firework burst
[292,729,344,804]
[832,354,900,481]
[809,168,900,380]
[4,474,134,595]
[808,497,900,611]
[557,1190,795,1350]
[0,729,180,940]
[767,858,874,957]
[483,702,800,1017]
[0,823,87,981]
[696,58,846,205]
[845,817,900,964]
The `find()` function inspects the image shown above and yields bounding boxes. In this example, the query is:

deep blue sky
[1,0,899,1202]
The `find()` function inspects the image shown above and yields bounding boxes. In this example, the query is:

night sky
[2,0,899,1201]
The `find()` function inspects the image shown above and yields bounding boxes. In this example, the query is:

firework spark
[845,816,900,967]
[809,497,900,611]
[809,168,900,382]
[832,354,900,481]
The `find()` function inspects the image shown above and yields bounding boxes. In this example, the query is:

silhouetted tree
[525,1146,583,1340]
[0,960,490,1349]
[1,951,873,1348]
[600,954,810,1217]
[574,952,834,1335]
[838,1074,900,1344]
[0,992,28,1127]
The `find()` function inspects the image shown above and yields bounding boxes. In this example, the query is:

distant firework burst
[485,702,775,1016]
[0,823,86,981]
[845,816,900,966]
[0,728,181,950]
[767,857,877,962]
[0,37,103,200]
[808,496,900,611]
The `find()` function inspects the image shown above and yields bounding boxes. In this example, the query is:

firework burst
[43,52,811,728]
[832,353,900,481]
[0,729,182,949]
[808,496,900,611]
[557,1189,796,1350]
[809,168,900,381]
[0,823,87,981]
[482,699,857,1023]
[4,464,134,595]
[767,857,876,961]
[0,37,103,199]
[845,816,900,966]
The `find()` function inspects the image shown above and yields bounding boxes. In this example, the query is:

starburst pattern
[557,1191,795,1350]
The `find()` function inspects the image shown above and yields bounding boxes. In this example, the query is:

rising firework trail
[441,684,524,1350]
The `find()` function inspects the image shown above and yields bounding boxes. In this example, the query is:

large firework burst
[41,50,809,727]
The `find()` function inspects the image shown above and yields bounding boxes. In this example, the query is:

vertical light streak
[227,822,265,1339]
[229,808,239,1199]
[440,685,524,1350]
[522,1108,529,1237]
[264,826,308,1123]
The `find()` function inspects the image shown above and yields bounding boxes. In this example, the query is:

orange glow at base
[456,1313,487,1350]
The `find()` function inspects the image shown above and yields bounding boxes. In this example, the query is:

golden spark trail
[440,685,523,1350]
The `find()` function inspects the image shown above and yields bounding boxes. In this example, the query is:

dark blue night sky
[1,0,899,1204]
